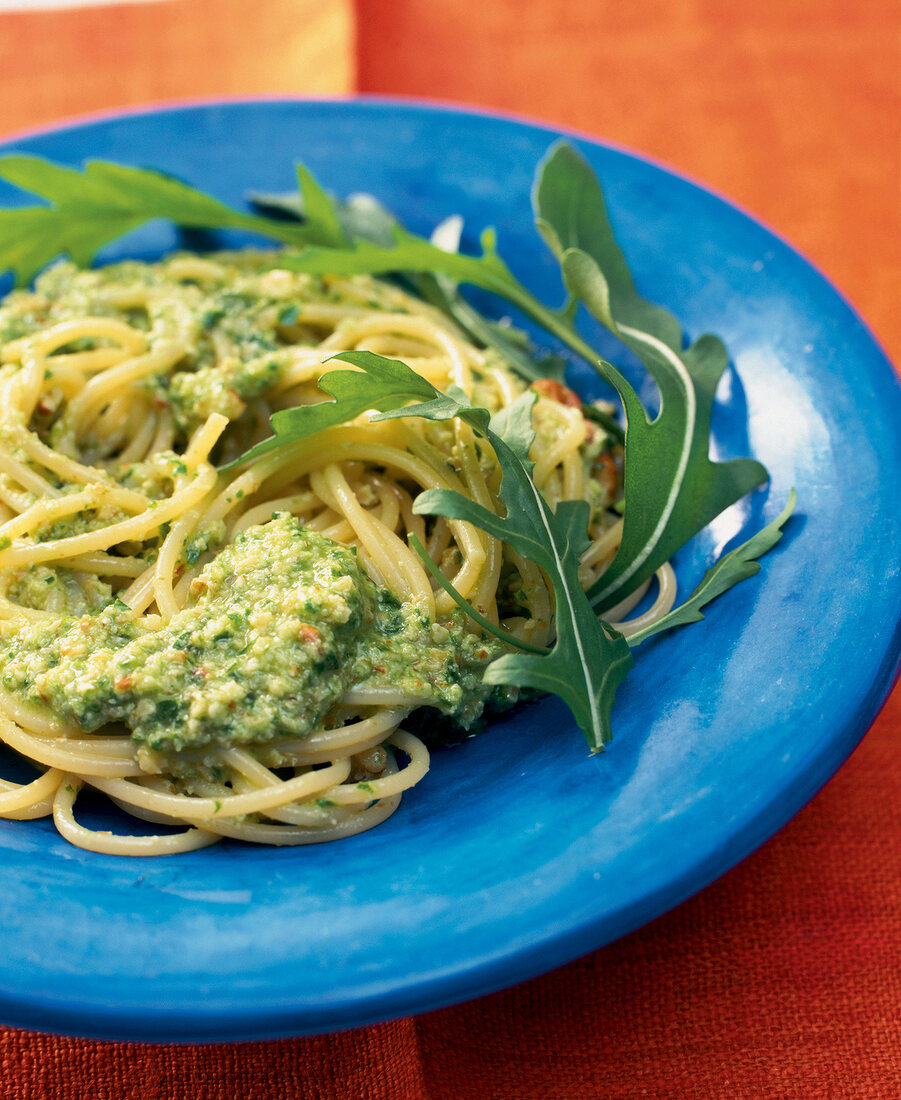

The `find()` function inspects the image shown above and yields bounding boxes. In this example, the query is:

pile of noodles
[0,254,675,854]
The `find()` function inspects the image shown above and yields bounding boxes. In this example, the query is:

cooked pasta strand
[0,253,641,854]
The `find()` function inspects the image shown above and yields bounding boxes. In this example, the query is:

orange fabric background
[358,0,899,366]
[0,0,353,137]
[1,1,900,1096]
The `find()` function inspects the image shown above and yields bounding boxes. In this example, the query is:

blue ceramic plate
[0,100,898,1042]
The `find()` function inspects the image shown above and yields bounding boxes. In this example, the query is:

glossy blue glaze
[0,100,898,1041]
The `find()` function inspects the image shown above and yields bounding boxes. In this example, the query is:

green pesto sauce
[0,515,501,753]
[6,565,112,616]
[114,451,189,499]
[159,350,288,434]
[0,254,363,439]
[34,502,131,544]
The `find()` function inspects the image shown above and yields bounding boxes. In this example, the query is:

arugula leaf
[412,459,633,750]
[223,351,441,468]
[237,348,634,750]
[0,156,331,283]
[487,384,540,465]
[532,142,768,613]
[416,270,568,384]
[243,162,632,408]
[627,491,796,647]
[251,186,401,246]
[294,164,348,248]
[254,184,568,384]
[415,217,568,384]
[244,154,771,631]
[533,142,683,347]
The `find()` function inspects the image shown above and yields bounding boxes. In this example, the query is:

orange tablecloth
[1,1,899,1096]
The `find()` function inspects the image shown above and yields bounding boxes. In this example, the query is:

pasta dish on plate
[0,253,665,853]
[0,141,787,855]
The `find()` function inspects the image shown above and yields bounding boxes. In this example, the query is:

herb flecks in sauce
[1,256,353,444]
[6,565,112,616]
[0,515,501,752]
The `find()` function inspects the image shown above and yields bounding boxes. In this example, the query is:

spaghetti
[0,252,674,855]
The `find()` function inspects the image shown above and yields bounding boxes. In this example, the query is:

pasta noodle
[0,252,674,855]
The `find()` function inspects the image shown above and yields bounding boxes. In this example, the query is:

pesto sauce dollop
[0,516,501,753]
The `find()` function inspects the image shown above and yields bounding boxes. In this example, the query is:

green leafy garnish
[408,404,634,750]
[627,491,796,647]
[413,217,568,384]
[224,351,440,469]
[532,142,768,612]
[0,157,336,282]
